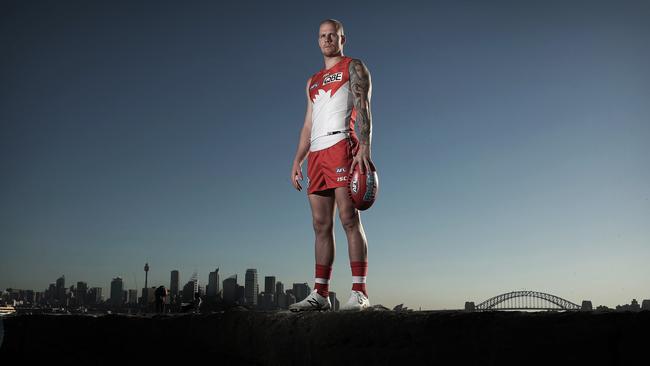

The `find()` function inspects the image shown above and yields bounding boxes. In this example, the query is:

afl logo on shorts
[323,72,343,85]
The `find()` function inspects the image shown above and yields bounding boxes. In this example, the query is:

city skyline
[3,262,648,311]
[2,1,649,311]
[2,266,352,306]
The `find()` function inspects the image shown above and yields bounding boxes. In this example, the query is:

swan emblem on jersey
[312,88,332,103]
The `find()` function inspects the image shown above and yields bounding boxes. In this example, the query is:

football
[347,162,379,211]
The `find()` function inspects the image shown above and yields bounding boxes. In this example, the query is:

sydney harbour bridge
[465,290,588,311]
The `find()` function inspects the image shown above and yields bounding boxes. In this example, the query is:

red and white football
[347,162,379,211]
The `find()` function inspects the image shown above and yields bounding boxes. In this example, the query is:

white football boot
[289,289,331,312]
[340,290,371,311]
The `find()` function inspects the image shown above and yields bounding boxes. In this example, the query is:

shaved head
[319,19,344,36]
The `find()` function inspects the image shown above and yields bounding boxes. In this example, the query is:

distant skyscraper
[56,276,65,289]
[182,278,198,303]
[190,271,199,294]
[245,269,258,306]
[292,283,310,303]
[277,292,287,308]
[236,285,246,305]
[128,289,138,304]
[256,276,276,310]
[55,275,66,305]
[222,275,238,303]
[47,283,56,304]
[142,287,156,305]
[110,277,124,306]
[170,270,179,298]
[275,281,284,307]
[265,276,276,294]
[208,268,220,298]
[24,290,34,304]
[261,292,274,309]
[76,281,88,306]
[285,290,296,308]
[88,287,102,304]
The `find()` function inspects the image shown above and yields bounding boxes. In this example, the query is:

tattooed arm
[349,58,374,174]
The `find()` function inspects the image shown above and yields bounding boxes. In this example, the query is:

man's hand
[350,143,373,175]
[290,161,304,191]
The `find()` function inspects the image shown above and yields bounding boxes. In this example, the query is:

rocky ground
[1,309,648,364]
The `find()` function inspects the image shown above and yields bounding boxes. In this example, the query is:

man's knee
[339,209,360,233]
[312,216,334,235]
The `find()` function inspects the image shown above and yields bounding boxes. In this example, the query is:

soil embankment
[1,310,648,364]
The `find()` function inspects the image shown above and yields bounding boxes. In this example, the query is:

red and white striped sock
[314,263,332,298]
[351,261,368,298]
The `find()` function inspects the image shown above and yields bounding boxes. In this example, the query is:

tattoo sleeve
[349,59,372,146]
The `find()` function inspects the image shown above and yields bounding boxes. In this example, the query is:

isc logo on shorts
[337,176,347,182]
[323,72,343,85]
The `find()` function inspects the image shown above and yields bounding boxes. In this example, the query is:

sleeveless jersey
[308,56,358,152]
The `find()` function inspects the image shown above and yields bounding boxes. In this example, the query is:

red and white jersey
[308,56,358,152]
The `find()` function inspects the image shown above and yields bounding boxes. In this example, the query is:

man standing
[289,19,374,312]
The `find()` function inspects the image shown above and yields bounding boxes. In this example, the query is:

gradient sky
[1,0,649,310]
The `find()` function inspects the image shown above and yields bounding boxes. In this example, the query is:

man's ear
[341,34,346,45]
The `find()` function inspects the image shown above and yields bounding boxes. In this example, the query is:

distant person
[154,286,167,313]
[289,19,373,312]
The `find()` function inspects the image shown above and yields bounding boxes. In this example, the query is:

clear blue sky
[1,0,649,310]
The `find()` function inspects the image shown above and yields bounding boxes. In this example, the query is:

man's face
[318,22,345,57]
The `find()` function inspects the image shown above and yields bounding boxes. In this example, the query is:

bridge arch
[475,290,581,311]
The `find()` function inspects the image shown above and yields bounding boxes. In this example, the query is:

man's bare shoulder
[348,58,370,73]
